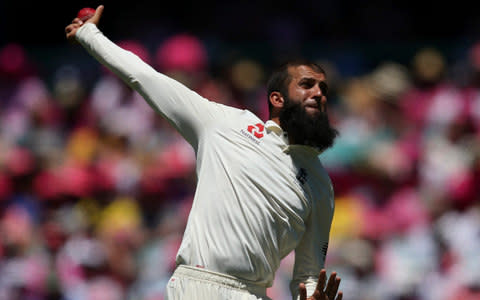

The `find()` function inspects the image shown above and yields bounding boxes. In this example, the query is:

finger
[315,269,327,294]
[336,291,343,300]
[325,272,337,299]
[65,24,77,34]
[327,277,341,300]
[65,25,79,42]
[311,289,322,299]
[72,17,83,25]
[299,283,307,300]
[87,5,104,25]
[66,29,78,39]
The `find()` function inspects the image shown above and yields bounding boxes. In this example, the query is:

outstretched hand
[65,5,104,42]
[299,269,342,300]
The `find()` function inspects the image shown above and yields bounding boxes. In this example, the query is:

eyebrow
[299,77,316,83]
[299,77,329,94]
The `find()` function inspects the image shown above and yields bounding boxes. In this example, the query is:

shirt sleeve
[75,23,235,150]
[289,197,333,300]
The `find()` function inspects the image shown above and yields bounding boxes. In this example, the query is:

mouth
[305,106,320,114]
[304,99,318,108]
[304,99,321,112]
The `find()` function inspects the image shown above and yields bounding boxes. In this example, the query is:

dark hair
[266,59,326,114]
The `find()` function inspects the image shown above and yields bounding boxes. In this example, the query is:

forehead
[288,65,326,82]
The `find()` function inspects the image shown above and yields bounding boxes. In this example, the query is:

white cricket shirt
[76,23,335,299]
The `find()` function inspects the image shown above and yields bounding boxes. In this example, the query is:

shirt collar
[265,120,324,155]
[265,120,284,136]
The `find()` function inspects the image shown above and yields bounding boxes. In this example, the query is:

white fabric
[165,265,271,300]
[76,23,335,299]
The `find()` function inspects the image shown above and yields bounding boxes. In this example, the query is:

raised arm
[65,5,237,150]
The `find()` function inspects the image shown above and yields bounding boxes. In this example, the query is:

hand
[65,5,104,43]
[299,269,342,300]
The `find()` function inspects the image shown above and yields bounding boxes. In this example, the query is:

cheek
[321,97,327,110]
[290,89,308,101]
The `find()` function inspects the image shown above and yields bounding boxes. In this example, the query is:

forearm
[76,23,157,91]
[290,220,331,299]
[75,23,192,114]
[74,23,210,145]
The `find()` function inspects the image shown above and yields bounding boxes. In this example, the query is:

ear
[269,91,285,110]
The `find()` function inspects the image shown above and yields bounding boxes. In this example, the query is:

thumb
[299,283,307,300]
[86,5,104,26]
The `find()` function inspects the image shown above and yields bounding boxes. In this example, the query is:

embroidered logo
[296,168,308,185]
[240,123,265,145]
[247,123,265,139]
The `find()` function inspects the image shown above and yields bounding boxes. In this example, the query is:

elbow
[128,69,145,85]
[127,68,152,90]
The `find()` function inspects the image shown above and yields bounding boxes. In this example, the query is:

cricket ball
[77,7,96,22]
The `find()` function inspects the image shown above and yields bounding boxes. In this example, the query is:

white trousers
[165,265,272,300]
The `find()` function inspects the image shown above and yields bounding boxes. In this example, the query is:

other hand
[65,5,104,42]
[299,269,342,300]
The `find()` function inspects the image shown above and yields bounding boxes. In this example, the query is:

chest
[202,122,334,217]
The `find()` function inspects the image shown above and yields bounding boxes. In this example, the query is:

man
[65,5,342,300]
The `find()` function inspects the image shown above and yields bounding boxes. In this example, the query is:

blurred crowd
[0,34,479,300]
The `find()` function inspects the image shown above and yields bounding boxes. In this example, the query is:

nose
[312,84,325,101]
[312,84,327,110]
[313,83,323,97]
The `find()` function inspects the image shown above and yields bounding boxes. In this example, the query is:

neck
[269,116,295,143]
[270,116,281,126]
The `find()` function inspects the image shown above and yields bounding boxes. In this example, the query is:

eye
[299,79,315,88]
[319,82,329,95]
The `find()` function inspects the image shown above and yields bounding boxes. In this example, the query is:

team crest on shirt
[247,123,264,138]
[240,123,265,145]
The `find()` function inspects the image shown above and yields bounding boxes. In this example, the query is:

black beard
[279,97,338,150]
